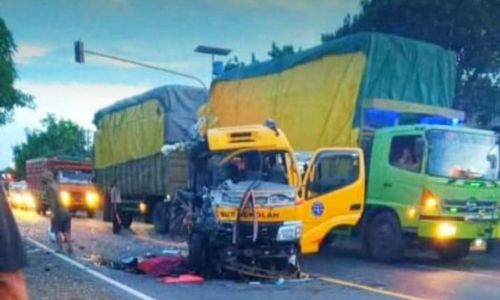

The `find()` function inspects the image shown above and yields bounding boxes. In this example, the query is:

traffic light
[74,40,85,63]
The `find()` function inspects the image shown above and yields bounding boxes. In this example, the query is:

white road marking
[27,237,157,300]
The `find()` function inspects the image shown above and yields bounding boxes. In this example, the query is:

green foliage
[223,55,245,72]
[267,42,296,59]
[13,114,92,177]
[251,52,259,65]
[323,0,500,126]
[0,18,33,126]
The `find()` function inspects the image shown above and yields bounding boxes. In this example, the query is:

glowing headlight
[12,193,23,206]
[276,221,303,241]
[85,192,99,207]
[24,193,36,209]
[60,191,71,207]
[437,223,457,239]
[424,197,439,210]
[139,202,147,214]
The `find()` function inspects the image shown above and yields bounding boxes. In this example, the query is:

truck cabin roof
[375,124,497,136]
[206,124,292,152]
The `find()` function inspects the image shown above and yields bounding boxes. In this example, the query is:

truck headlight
[60,191,71,207]
[276,221,303,241]
[85,192,99,208]
[24,193,36,209]
[139,202,147,214]
[437,223,457,239]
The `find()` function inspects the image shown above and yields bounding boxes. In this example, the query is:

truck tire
[436,240,470,263]
[188,232,207,274]
[152,202,169,234]
[368,211,404,262]
[120,212,133,228]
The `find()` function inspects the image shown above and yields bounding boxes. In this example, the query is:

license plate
[470,239,487,251]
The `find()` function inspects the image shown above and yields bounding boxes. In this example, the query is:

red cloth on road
[162,274,204,284]
[137,256,185,277]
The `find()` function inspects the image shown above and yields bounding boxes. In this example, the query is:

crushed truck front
[185,123,304,277]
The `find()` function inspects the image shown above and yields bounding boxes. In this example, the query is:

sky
[0,0,360,168]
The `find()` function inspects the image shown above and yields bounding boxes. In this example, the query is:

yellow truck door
[300,148,365,254]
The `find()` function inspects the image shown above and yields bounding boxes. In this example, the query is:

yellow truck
[168,121,364,277]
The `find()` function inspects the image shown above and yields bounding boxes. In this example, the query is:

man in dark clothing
[42,171,72,253]
[0,180,29,300]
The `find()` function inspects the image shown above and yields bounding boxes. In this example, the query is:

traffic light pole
[74,41,207,90]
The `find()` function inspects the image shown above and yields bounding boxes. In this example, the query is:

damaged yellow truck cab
[200,121,366,259]
[206,123,302,225]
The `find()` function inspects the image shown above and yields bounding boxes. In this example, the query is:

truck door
[381,134,426,228]
[300,148,365,254]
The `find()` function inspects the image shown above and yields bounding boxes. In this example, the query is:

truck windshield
[212,150,294,186]
[57,170,93,184]
[427,130,499,180]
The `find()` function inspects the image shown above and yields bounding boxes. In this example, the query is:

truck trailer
[201,33,500,262]
[93,85,207,228]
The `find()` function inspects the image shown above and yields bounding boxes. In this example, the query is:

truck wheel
[86,210,95,218]
[188,232,207,274]
[152,202,169,234]
[436,240,470,263]
[368,211,404,262]
[120,212,133,228]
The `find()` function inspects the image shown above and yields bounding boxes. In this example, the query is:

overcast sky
[0,0,360,168]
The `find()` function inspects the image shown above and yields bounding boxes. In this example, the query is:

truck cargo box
[202,33,457,151]
[93,85,207,198]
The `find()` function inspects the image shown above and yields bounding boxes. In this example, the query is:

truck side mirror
[414,137,426,157]
[487,154,498,169]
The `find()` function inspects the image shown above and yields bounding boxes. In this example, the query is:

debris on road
[162,274,204,284]
[137,255,187,277]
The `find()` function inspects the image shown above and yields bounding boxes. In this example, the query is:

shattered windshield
[57,170,93,184]
[427,130,499,180]
[212,150,293,186]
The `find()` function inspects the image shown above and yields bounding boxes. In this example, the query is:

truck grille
[70,192,85,204]
[222,190,295,207]
[443,199,497,218]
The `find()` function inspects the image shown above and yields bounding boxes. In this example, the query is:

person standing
[110,179,122,234]
[42,171,72,253]
[0,180,29,300]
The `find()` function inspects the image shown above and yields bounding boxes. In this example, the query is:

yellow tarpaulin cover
[203,52,366,151]
[95,100,165,168]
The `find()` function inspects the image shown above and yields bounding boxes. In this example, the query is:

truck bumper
[418,218,500,240]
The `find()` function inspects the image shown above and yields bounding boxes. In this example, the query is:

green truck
[201,33,500,262]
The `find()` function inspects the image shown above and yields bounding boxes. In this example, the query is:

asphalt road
[13,209,500,300]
